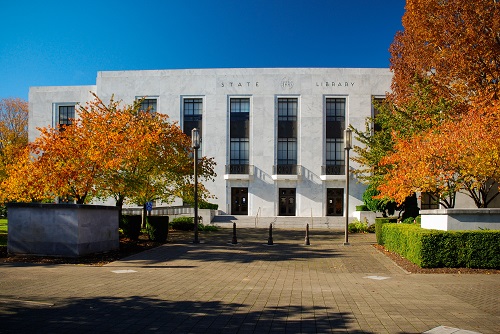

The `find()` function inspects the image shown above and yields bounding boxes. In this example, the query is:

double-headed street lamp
[344,127,352,246]
[192,128,200,244]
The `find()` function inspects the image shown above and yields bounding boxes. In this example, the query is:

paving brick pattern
[0,228,498,333]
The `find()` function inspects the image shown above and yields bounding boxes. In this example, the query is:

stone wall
[421,208,500,231]
[7,203,119,257]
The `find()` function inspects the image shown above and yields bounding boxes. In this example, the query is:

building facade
[29,68,393,219]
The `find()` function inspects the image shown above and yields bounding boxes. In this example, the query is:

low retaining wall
[122,207,216,224]
[353,211,378,224]
[7,203,119,257]
[421,208,500,231]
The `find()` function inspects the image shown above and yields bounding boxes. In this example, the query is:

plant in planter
[120,215,142,241]
[146,216,169,242]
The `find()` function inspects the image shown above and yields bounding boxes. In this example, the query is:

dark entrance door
[327,188,344,216]
[279,188,296,216]
[231,187,248,215]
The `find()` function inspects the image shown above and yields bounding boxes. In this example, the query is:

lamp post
[344,127,352,246]
[192,128,200,244]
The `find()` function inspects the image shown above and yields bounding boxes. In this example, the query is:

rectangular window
[325,98,345,175]
[372,97,385,133]
[58,105,75,126]
[277,138,297,165]
[53,104,76,129]
[276,98,298,174]
[183,98,203,139]
[421,192,439,210]
[229,98,250,174]
[139,98,157,113]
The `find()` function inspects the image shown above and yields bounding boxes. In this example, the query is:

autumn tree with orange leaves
[354,0,500,209]
[379,100,500,208]
[390,0,500,107]
[0,98,28,182]
[0,94,216,209]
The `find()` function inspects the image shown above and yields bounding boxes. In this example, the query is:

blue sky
[0,0,405,101]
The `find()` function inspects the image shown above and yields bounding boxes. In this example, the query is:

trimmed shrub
[171,216,194,231]
[199,202,219,210]
[374,217,397,245]
[381,224,500,268]
[183,201,219,210]
[355,205,368,211]
[170,216,218,232]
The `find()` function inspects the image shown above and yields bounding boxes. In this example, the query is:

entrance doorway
[327,188,344,216]
[231,187,248,215]
[279,188,296,216]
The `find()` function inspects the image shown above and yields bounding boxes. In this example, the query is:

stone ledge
[421,208,500,215]
[421,208,500,231]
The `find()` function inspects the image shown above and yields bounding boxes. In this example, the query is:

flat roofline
[97,67,391,77]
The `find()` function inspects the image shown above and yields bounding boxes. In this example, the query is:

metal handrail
[255,207,261,228]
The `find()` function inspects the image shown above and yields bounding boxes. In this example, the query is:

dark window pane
[183,98,203,138]
[230,98,250,113]
[325,98,345,168]
[139,99,157,113]
[326,120,343,138]
[230,119,249,138]
[58,105,75,126]
[278,120,297,138]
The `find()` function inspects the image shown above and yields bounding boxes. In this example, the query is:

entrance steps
[211,215,348,229]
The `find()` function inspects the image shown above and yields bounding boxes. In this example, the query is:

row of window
[54,96,355,175]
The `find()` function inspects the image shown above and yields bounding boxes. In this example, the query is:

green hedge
[374,217,398,245]
[380,224,500,268]
[170,217,195,231]
[170,216,218,232]
[355,205,368,211]
[183,202,219,210]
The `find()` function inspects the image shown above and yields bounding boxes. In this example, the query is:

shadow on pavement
[0,295,373,333]
[111,228,347,266]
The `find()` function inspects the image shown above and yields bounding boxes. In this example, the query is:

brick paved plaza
[0,228,498,333]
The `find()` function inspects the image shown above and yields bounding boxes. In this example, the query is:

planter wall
[7,203,119,257]
[353,210,378,224]
[146,216,169,242]
[120,215,142,240]
[421,208,500,231]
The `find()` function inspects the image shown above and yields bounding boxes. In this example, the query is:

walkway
[0,228,498,333]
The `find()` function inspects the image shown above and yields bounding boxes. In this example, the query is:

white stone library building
[29,68,395,224]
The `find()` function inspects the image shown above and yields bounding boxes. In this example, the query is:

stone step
[211,215,351,229]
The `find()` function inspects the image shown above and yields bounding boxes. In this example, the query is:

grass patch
[0,219,7,247]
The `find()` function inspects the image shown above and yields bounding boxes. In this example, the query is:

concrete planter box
[421,208,500,231]
[353,210,378,225]
[7,203,119,257]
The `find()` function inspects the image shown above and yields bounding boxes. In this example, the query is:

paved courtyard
[0,228,498,333]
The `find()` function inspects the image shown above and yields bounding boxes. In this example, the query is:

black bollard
[267,223,274,245]
[305,223,310,245]
[231,222,238,244]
